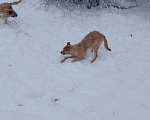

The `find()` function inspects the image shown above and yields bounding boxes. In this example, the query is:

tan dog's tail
[104,36,111,51]
[9,0,22,5]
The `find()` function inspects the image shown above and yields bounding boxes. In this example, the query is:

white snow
[0,0,150,120]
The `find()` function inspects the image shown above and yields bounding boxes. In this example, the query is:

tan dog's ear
[67,42,71,45]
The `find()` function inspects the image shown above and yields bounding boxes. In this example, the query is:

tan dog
[0,0,22,24]
[61,31,111,63]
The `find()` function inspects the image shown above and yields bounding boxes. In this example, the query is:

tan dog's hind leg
[91,48,98,63]
[90,38,103,63]
[61,56,75,63]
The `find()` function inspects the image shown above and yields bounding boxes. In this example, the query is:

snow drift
[0,0,150,120]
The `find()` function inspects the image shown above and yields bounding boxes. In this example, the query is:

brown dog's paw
[90,60,94,63]
[61,60,65,63]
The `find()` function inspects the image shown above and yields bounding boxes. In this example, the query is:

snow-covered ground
[0,0,150,120]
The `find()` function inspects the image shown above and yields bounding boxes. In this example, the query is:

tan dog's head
[61,42,75,55]
[7,10,17,18]
[6,5,18,18]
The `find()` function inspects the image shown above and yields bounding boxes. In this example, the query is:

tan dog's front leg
[61,56,75,63]
[71,57,84,62]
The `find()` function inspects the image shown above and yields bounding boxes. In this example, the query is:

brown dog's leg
[5,19,7,24]
[71,57,84,62]
[61,56,75,63]
[91,49,98,63]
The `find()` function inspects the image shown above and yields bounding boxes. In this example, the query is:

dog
[61,31,111,63]
[0,0,22,24]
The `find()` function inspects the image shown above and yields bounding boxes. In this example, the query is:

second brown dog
[61,31,111,63]
[0,0,22,24]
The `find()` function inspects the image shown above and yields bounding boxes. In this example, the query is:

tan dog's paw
[90,60,94,63]
[61,60,65,63]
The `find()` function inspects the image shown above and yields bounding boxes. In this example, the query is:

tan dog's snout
[9,11,17,17]
[12,13,17,17]
[12,12,17,17]
[61,51,66,55]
